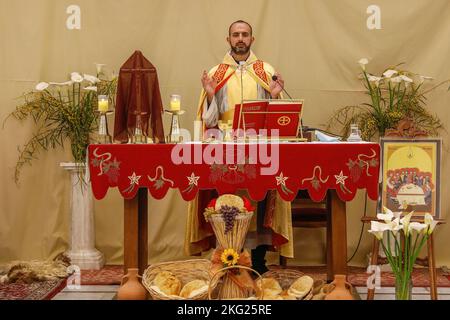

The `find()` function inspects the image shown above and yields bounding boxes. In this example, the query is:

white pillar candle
[194,120,202,141]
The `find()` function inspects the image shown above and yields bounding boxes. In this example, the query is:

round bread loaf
[288,275,314,299]
[153,271,182,296]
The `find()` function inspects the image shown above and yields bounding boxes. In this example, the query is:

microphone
[272,75,293,100]
[239,61,245,108]
[272,74,304,133]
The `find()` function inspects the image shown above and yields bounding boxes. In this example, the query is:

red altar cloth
[88,142,380,202]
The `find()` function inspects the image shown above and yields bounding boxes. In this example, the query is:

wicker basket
[208,265,263,300]
[207,212,253,251]
[142,259,217,300]
[260,269,314,300]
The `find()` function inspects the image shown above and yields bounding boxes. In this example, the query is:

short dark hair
[228,20,253,36]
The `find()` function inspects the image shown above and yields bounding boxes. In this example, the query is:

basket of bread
[142,259,217,300]
[257,269,316,300]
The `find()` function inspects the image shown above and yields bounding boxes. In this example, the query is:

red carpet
[80,265,450,287]
[81,265,123,285]
[0,278,67,300]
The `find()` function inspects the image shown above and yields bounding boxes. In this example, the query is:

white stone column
[60,162,104,270]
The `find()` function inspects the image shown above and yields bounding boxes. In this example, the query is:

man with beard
[185,20,293,274]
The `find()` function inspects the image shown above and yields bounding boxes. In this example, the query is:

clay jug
[324,274,354,300]
[117,268,147,300]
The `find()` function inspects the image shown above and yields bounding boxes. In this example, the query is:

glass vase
[395,276,413,300]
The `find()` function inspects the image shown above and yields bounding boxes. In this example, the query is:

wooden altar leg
[326,191,333,282]
[124,188,148,275]
[427,234,438,300]
[329,190,347,281]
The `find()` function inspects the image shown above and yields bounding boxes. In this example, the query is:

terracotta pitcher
[324,274,354,300]
[117,268,147,300]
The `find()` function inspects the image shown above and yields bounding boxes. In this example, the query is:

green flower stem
[393,233,402,273]
[380,238,401,277]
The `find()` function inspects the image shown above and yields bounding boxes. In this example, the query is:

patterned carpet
[0,278,67,300]
[1,264,448,299]
[80,265,450,287]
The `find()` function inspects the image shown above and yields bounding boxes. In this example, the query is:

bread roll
[288,275,314,299]
[256,277,282,295]
[153,271,182,296]
[179,279,208,298]
[215,195,244,211]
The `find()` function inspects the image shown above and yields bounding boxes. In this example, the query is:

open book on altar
[232,99,304,139]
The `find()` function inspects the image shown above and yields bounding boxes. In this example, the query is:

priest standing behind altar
[184,20,293,274]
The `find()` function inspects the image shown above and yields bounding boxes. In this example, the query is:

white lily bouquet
[368,207,438,300]
[7,64,117,183]
[328,58,447,141]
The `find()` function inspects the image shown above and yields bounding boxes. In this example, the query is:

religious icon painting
[380,138,441,219]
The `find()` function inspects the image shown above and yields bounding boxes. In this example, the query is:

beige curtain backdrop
[1,0,449,267]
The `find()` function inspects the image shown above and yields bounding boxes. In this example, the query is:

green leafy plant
[5,65,117,183]
[327,58,448,141]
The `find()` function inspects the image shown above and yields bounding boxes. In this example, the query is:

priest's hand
[269,72,284,99]
[201,71,217,104]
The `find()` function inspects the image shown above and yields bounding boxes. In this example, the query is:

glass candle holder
[98,95,109,113]
[170,94,181,111]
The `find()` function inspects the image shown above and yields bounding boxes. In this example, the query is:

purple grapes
[219,205,240,234]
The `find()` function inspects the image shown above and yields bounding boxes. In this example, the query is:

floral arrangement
[327,58,447,141]
[368,207,438,300]
[5,64,117,183]
[204,194,254,234]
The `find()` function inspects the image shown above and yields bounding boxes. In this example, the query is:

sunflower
[221,248,239,267]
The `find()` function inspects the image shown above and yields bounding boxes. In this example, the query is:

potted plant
[6,64,117,183]
[327,58,448,141]
[5,65,117,269]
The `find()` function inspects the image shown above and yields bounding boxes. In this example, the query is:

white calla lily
[358,58,369,70]
[84,86,97,92]
[369,221,391,240]
[419,75,433,84]
[408,222,427,234]
[383,69,398,78]
[368,75,382,87]
[424,213,438,235]
[83,74,100,84]
[390,76,402,83]
[399,75,413,83]
[388,218,403,236]
[400,212,413,234]
[35,82,49,91]
[70,72,84,83]
[377,211,393,223]
[95,63,106,75]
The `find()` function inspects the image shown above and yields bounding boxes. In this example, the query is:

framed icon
[380,138,441,218]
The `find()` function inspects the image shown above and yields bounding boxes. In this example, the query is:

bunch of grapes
[220,205,240,234]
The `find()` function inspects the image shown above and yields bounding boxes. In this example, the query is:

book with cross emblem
[232,99,305,140]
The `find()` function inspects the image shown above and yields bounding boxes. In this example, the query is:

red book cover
[265,101,303,137]
[232,101,268,132]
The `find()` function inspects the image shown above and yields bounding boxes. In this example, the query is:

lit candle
[170,94,181,111]
[98,95,109,112]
